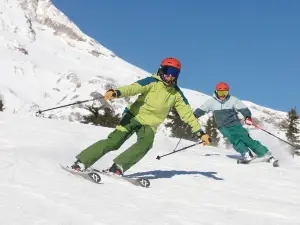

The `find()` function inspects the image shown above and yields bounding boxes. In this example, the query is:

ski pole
[252,123,299,149]
[156,141,203,160]
[36,97,105,115]
[173,137,182,152]
[172,125,190,151]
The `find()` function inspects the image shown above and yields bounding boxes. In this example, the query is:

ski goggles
[216,90,229,96]
[160,66,180,79]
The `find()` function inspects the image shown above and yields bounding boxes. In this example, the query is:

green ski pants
[220,125,269,157]
[77,113,155,172]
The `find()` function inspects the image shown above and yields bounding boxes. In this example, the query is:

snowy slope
[0,0,288,129]
[0,112,299,225]
[1,2,300,225]
[0,0,148,120]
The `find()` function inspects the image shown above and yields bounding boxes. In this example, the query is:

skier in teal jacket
[194,82,276,164]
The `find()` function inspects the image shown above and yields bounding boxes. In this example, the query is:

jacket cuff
[193,129,205,136]
[115,90,121,97]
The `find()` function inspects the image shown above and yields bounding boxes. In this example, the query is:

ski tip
[59,163,68,169]
[273,160,280,167]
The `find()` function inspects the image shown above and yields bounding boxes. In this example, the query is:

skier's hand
[197,131,212,145]
[244,117,253,126]
[104,89,118,100]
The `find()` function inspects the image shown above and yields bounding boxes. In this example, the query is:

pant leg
[113,125,155,172]
[221,125,269,157]
[220,126,249,156]
[76,112,140,168]
[77,129,132,168]
[237,126,269,157]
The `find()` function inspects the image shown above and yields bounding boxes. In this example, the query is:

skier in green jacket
[70,58,212,175]
[194,82,277,165]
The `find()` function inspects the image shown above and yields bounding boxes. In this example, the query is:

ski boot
[237,151,255,164]
[266,155,279,167]
[106,163,124,176]
[69,160,86,172]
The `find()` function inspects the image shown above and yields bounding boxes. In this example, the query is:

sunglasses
[160,66,180,79]
[216,90,229,96]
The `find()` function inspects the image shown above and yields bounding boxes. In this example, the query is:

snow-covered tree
[285,107,300,146]
[82,105,120,128]
[165,108,197,142]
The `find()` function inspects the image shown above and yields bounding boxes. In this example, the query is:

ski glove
[104,89,119,100]
[244,117,253,126]
[197,131,212,145]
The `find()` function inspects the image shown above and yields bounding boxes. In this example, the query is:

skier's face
[216,90,228,100]
[163,74,176,84]
[160,66,180,85]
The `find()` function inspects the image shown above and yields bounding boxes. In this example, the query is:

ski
[237,157,280,167]
[237,156,257,164]
[60,165,150,187]
[60,164,102,184]
[93,169,150,188]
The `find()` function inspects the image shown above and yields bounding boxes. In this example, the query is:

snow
[0,0,148,120]
[0,112,299,225]
[0,0,288,127]
[1,1,300,224]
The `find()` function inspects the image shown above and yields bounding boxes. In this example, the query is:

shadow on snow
[127,170,224,181]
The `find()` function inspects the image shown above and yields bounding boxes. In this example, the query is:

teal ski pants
[76,113,155,172]
[220,125,269,157]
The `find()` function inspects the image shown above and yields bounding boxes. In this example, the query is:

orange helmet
[216,82,229,91]
[161,57,181,70]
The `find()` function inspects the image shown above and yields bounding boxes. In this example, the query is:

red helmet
[216,82,229,91]
[161,57,181,70]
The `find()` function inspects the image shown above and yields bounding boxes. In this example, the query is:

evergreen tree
[0,95,4,112]
[285,107,300,145]
[165,108,197,142]
[205,117,220,146]
[82,105,120,128]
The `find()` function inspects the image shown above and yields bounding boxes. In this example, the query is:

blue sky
[52,0,299,112]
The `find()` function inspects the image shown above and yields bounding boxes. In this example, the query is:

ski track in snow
[0,114,299,225]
